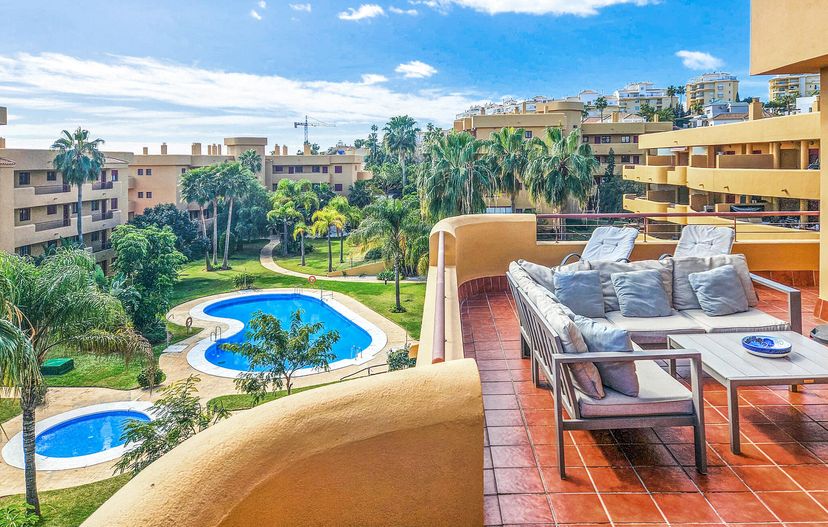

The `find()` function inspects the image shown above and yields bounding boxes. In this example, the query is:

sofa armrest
[750,273,802,334]
[551,349,701,364]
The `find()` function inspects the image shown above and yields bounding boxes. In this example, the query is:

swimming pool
[2,401,154,470]
[187,291,387,378]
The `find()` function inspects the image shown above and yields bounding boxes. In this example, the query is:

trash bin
[811,325,828,345]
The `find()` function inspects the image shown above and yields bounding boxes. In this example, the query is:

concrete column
[707,145,716,168]
[772,142,781,169]
[819,67,828,304]
[801,140,810,169]
[801,199,810,227]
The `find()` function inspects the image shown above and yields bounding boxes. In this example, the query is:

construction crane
[293,115,335,145]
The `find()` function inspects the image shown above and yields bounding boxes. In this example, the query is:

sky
[0,0,766,154]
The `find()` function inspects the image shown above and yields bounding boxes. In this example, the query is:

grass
[274,237,374,275]
[0,475,130,527]
[44,322,190,390]
[0,398,21,424]
[207,381,338,411]
[173,242,425,338]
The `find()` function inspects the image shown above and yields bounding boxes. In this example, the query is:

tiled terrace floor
[465,285,828,526]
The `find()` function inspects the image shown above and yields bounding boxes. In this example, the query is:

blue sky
[0,0,764,153]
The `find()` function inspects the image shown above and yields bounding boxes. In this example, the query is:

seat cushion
[675,225,735,258]
[576,360,694,418]
[605,310,705,344]
[591,259,673,312]
[672,254,758,310]
[681,308,790,333]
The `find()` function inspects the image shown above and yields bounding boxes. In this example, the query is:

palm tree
[292,222,309,266]
[311,207,346,273]
[525,127,598,212]
[594,96,608,123]
[420,131,495,221]
[268,201,303,257]
[238,149,262,174]
[271,179,319,256]
[0,249,150,515]
[216,162,259,269]
[51,128,106,245]
[676,85,686,109]
[328,196,361,263]
[487,127,531,213]
[666,85,677,110]
[383,115,420,189]
[180,166,213,270]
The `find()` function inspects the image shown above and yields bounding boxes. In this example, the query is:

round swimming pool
[187,291,387,378]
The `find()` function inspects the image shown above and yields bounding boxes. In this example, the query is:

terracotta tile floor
[465,284,828,526]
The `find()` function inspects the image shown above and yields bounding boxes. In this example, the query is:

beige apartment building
[769,73,821,101]
[685,72,740,110]
[453,101,672,212]
[613,82,679,114]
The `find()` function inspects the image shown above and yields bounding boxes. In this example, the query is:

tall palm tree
[51,128,106,245]
[216,162,259,269]
[180,166,213,270]
[328,196,361,263]
[487,127,531,213]
[594,96,608,123]
[268,201,303,257]
[420,131,494,221]
[0,250,150,515]
[525,127,598,212]
[676,85,686,109]
[292,222,309,266]
[311,207,346,273]
[271,179,319,256]
[666,85,677,110]
[383,115,420,189]
[237,149,262,175]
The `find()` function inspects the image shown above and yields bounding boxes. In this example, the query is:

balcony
[92,210,114,222]
[686,167,818,200]
[667,165,688,186]
[623,165,670,184]
[92,181,114,190]
[33,218,70,232]
[623,193,670,215]
[33,183,70,195]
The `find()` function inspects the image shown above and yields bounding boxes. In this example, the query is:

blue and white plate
[741,335,792,358]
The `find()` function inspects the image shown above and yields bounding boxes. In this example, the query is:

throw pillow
[553,270,605,318]
[688,264,750,316]
[610,269,672,317]
[573,315,639,397]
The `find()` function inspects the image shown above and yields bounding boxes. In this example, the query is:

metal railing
[432,230,446,364]
[33,184,70,195]
[91,210,114,222]
[339,363,389,381]
[92,181,114,190]
[34,218,70,232]
[536,210,820,242]
[210,326,223,342]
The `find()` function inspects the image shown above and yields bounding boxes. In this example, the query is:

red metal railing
[432,230,446,364]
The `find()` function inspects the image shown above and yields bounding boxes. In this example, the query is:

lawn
[0,475,130,527]
[274,236,377,275]
[172,242,425,338]
[0,398,21,424]
[44,322,191,390]
[208,381,338,411]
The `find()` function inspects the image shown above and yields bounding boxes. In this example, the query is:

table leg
[667,340,677,377]
[790,384,799,392]
[727,382,741,454]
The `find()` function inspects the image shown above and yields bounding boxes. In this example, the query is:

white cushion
[576,360,694,418]
[605,310,705,344]
[681,308,790,333]
[581,226,638,262]
[675,225,734,258]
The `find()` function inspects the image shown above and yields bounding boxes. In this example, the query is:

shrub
[138,366,164,389]
[141,319,168,345]
[363,247,383,261]
[232,272,255,290]
[387,346,416,371]
[0,503,38,527]
[377,269,395,283]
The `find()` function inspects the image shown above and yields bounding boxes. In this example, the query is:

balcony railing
[33,184,70,195]
[91,210,114,222]
[34,218,70,232]
[432,230,446,364]
[92,181,114,190]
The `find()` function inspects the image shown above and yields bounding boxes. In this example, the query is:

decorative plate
[741,335,792,358]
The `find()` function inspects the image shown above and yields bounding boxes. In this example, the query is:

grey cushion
[576,360,694,418]
[682,308,790,333]
[610,269,672,318]
[534,294,605,399]
[581,226,638,262]
[517,259,590,292]
[675,225,735,258]
[573,316,639,397]
[553,270,605,318]
[688,265,749,316]
[605,310,706,344]
[672,254,758,310]
[591,259,673,312]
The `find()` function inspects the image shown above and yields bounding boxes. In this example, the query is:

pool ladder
[210,326,223,342]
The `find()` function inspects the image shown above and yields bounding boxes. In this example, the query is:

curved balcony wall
[686,167,818,200]
[622,165,670,184]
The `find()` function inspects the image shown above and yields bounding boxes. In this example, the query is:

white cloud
[395,60,437,78]
[361,73,389,84]
[250,9,262,20]
[289,3,312,12]
[417,0,655,15]
[390,6,418,14]
[675,50,724,70]
[258,0,267,8]
[0,52,475,150]
[338,4,385,20]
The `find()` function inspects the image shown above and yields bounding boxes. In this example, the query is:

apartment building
[685,72,740,110]
[623,100,820,238]
[613,82,679,113]
[453,100,672,212]
[769,73,820,101]
[0,111,131,271]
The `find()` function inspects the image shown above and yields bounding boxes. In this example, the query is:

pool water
[203,294,373,372]
[35,410,151,458]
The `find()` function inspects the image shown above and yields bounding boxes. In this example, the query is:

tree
[292,222,309,266]
[364,125,386,166]
[525,127,598,211]
[238,149,262,174]
[114,376,228,476]
[0,249,150,515]
[347,180,375,208]
[594,96,608,122]
[329,196,361,263]
[129,203,204,261]
[216,162,259,269]
[111,224,187,336]
[383,115,420,189]
[370,162,403,198]
[222,310,339,398]
[676,85,686,108]
[180,166,215,270]
[666,85,677,109]
[51,128,106,245]
[314,182,336,208]
[311,207,346,273]
[232,182,271,249]
[639,103,656,122]
[487,127,531,212]
[268,201,302,257]
[269,179,319,256]
[421,131,495,220]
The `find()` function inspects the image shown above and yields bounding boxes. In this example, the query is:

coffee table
[667,331,828,454]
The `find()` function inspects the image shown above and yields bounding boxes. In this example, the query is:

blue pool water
[35,411,151,458]
[203,294,373,372]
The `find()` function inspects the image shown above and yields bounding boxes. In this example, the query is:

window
[137,169,144,176]
[91,231,100,242]
[146,169,152,176]
[47,205,57,215]
[181,168,187,174]
[621,155,631,163]
[295,166,304,174]
[524,130,533,139]
[111,198,119,209]
[18,172,30,185]
[633,135,639,144]
[334,183,343,191]
[288,166,295,174]
[19,208,30,221]
[601,136,611,144]
[46,171,57,181]
[138,192,144,198]
[17,245,30,257]
[334,166,343,174]
[322,166,329,174]
[111,169,119,181]
[632,155,640,164]
[71,203,79,214]
[594,136,601,145]
[147,191,153,198]
[91,200,100,211]
[274,165,284,173]
[272,183,278,191]
[621,136,631,143]
[312,165,321,173]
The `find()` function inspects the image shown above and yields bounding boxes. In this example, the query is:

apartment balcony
[91,210,114,222]
[590,143,641,156]
[686,167,818,200]
[14,210,122,247]
[622,193,670,214]
[13,180,124,208]
[622,164,670,185]
[33,218,70,232]
[667,165,688,186]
